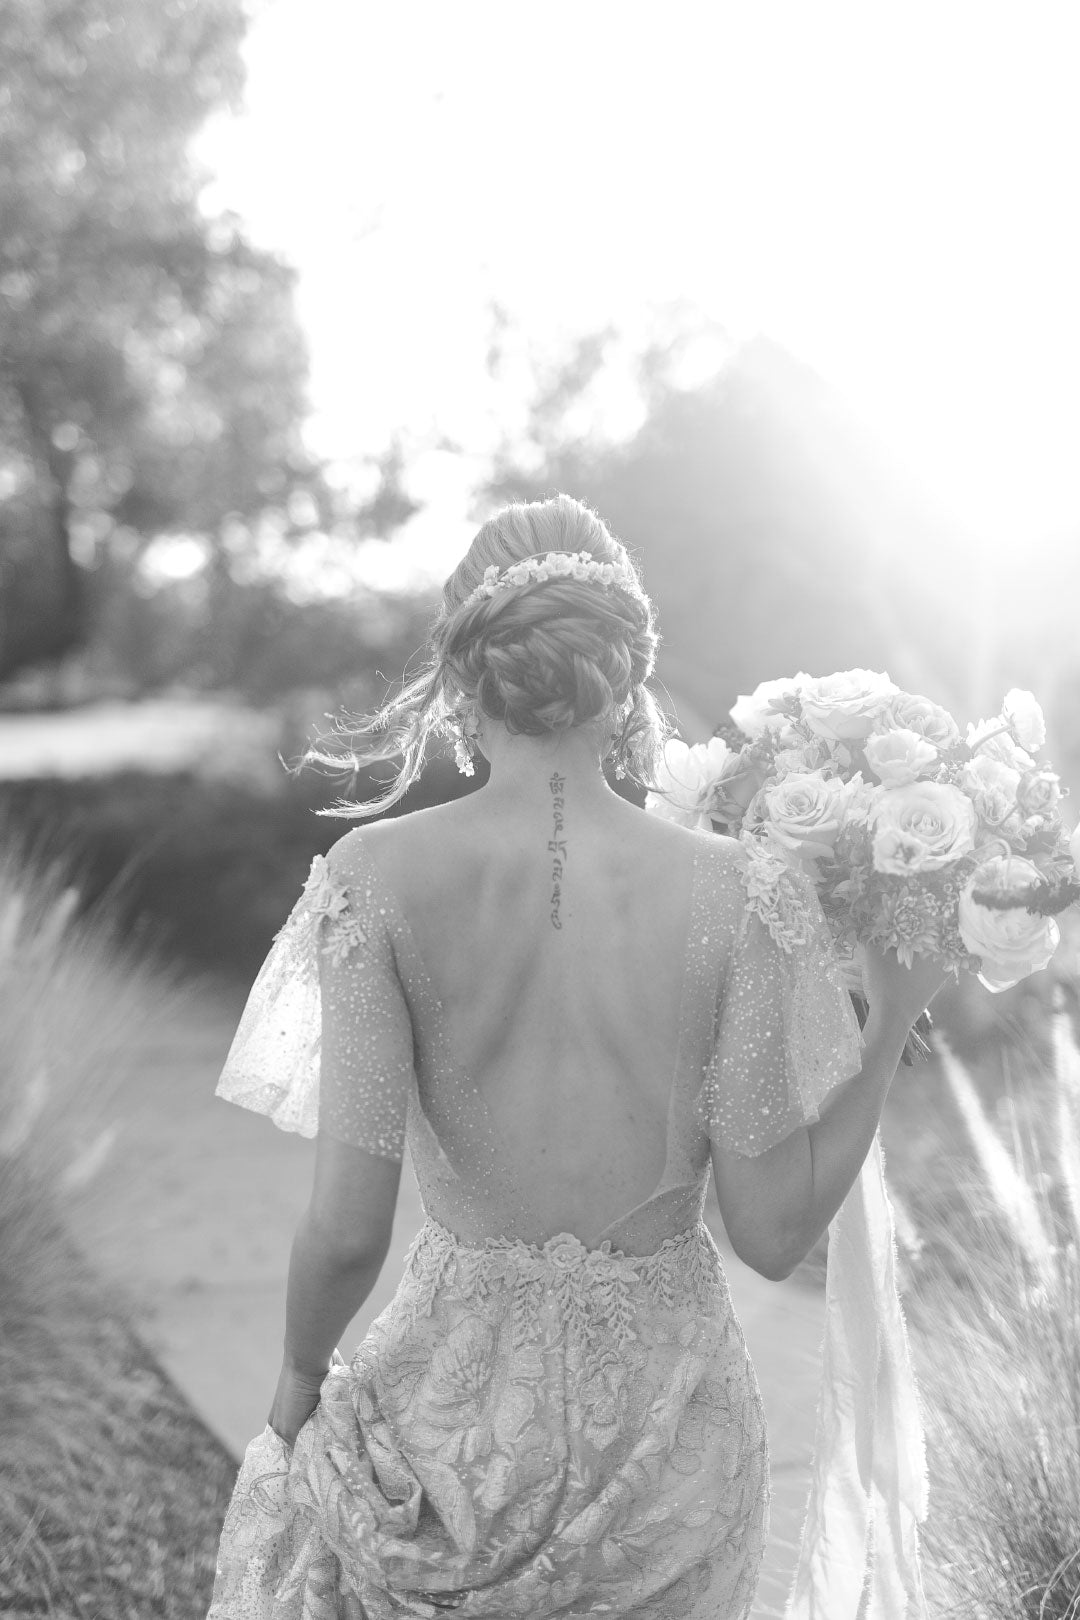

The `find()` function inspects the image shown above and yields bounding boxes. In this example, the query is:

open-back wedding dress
[207,827,926,1619]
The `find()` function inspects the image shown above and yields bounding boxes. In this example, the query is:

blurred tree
[82,564,438,704]
[0,0,325,683]
[489,331,983,729]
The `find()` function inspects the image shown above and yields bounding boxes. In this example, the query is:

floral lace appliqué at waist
[395,1216,733,1360]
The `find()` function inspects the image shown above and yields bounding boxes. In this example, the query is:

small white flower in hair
[462,550,639,610]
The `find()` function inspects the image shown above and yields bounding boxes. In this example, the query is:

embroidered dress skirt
[207,1218,769,1620]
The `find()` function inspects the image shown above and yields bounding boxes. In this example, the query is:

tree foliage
[490,334,985,732]
[0,0,321,679]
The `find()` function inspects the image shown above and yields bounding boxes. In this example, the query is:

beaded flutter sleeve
[214,840,413,1161]
[699,839,864,1155]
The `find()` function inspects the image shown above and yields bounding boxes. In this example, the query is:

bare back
[219,770,863,1256]
[342,787,725,1251]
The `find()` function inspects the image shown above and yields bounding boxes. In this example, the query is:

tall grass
[904,1000,1080,1620]
[0,835,235,1617]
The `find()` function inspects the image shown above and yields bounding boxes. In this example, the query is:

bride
[207,493,944,1619]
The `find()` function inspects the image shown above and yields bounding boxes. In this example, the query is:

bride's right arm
[698,839,951,1282]
[712,1007,906,1282]
[711,947,947,1281]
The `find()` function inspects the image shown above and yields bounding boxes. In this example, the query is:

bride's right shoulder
[642,813,742,864]
[692,829,747,875]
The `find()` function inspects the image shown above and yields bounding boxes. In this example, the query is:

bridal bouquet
[647,669,1080,995]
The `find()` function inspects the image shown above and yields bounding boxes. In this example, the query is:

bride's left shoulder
[325,803,463,893]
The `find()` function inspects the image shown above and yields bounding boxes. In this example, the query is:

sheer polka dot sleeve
[313,841,413,1160]
[699,841,864,1157]
[214,841,413,1161]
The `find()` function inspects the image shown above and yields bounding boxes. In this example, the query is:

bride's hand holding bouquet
[859,940,953,1037]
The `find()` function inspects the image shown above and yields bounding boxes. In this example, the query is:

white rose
[960,754,1022,830]
[870,780,977,872]
[864,727,939,788]
[1002,688,1046,752]
[966,717,1034,772]
[645,737,730,830]
[958,855,1060,991]
[764,769,851,866]
[1016,769,1062,818]
[799,669,900,742]
[729,673,809,739]
[882,692,960,749]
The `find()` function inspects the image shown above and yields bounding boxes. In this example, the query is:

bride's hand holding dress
[267,1363,324,1452]
[264,1157,392,1449]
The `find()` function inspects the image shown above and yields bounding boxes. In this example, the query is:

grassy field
[900,1012,1080,1619]
[2,1216,235,1618]
[0,841,236,1619]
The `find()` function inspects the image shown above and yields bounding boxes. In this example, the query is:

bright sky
[195,0,1080,587]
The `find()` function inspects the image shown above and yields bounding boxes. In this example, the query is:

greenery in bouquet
[646,670,1080,997]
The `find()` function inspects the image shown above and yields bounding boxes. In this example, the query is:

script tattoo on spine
[548,770,566,930]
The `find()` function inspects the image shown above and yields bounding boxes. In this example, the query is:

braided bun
[438,576,656,736]
[435,493,657,736]
[301,493,669,817]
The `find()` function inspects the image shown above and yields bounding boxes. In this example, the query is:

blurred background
[3,0,1080,985]
[5,6,1080,1615]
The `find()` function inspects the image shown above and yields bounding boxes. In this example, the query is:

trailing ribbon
[784,1136,929,1619]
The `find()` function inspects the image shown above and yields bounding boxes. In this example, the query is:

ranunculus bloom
[863,728,939,788]
[872,826,939,876]
[841,773,877,828]
[965,717,1034,772]
[881,692,960,749]
[799,669,900,741]
[729,674,809,739]
[960,754,1022,831]
[1003,688,1046,752]
[645,737,730,830]
[771,747,807,777]
[764,769,851,866]
[958,854,1060,991]
[870,780,977,872]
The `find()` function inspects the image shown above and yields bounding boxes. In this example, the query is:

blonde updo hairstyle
[307,494,669,816]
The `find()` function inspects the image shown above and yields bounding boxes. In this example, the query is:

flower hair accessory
[461,551,640,611]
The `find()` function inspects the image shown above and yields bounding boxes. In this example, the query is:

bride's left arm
[267,833,415,1447]
[269,1138,401,1444]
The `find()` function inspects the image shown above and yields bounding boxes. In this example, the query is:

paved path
[85,976,827,1620]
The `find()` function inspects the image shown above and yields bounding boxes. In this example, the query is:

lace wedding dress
[206,830,891,1620]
